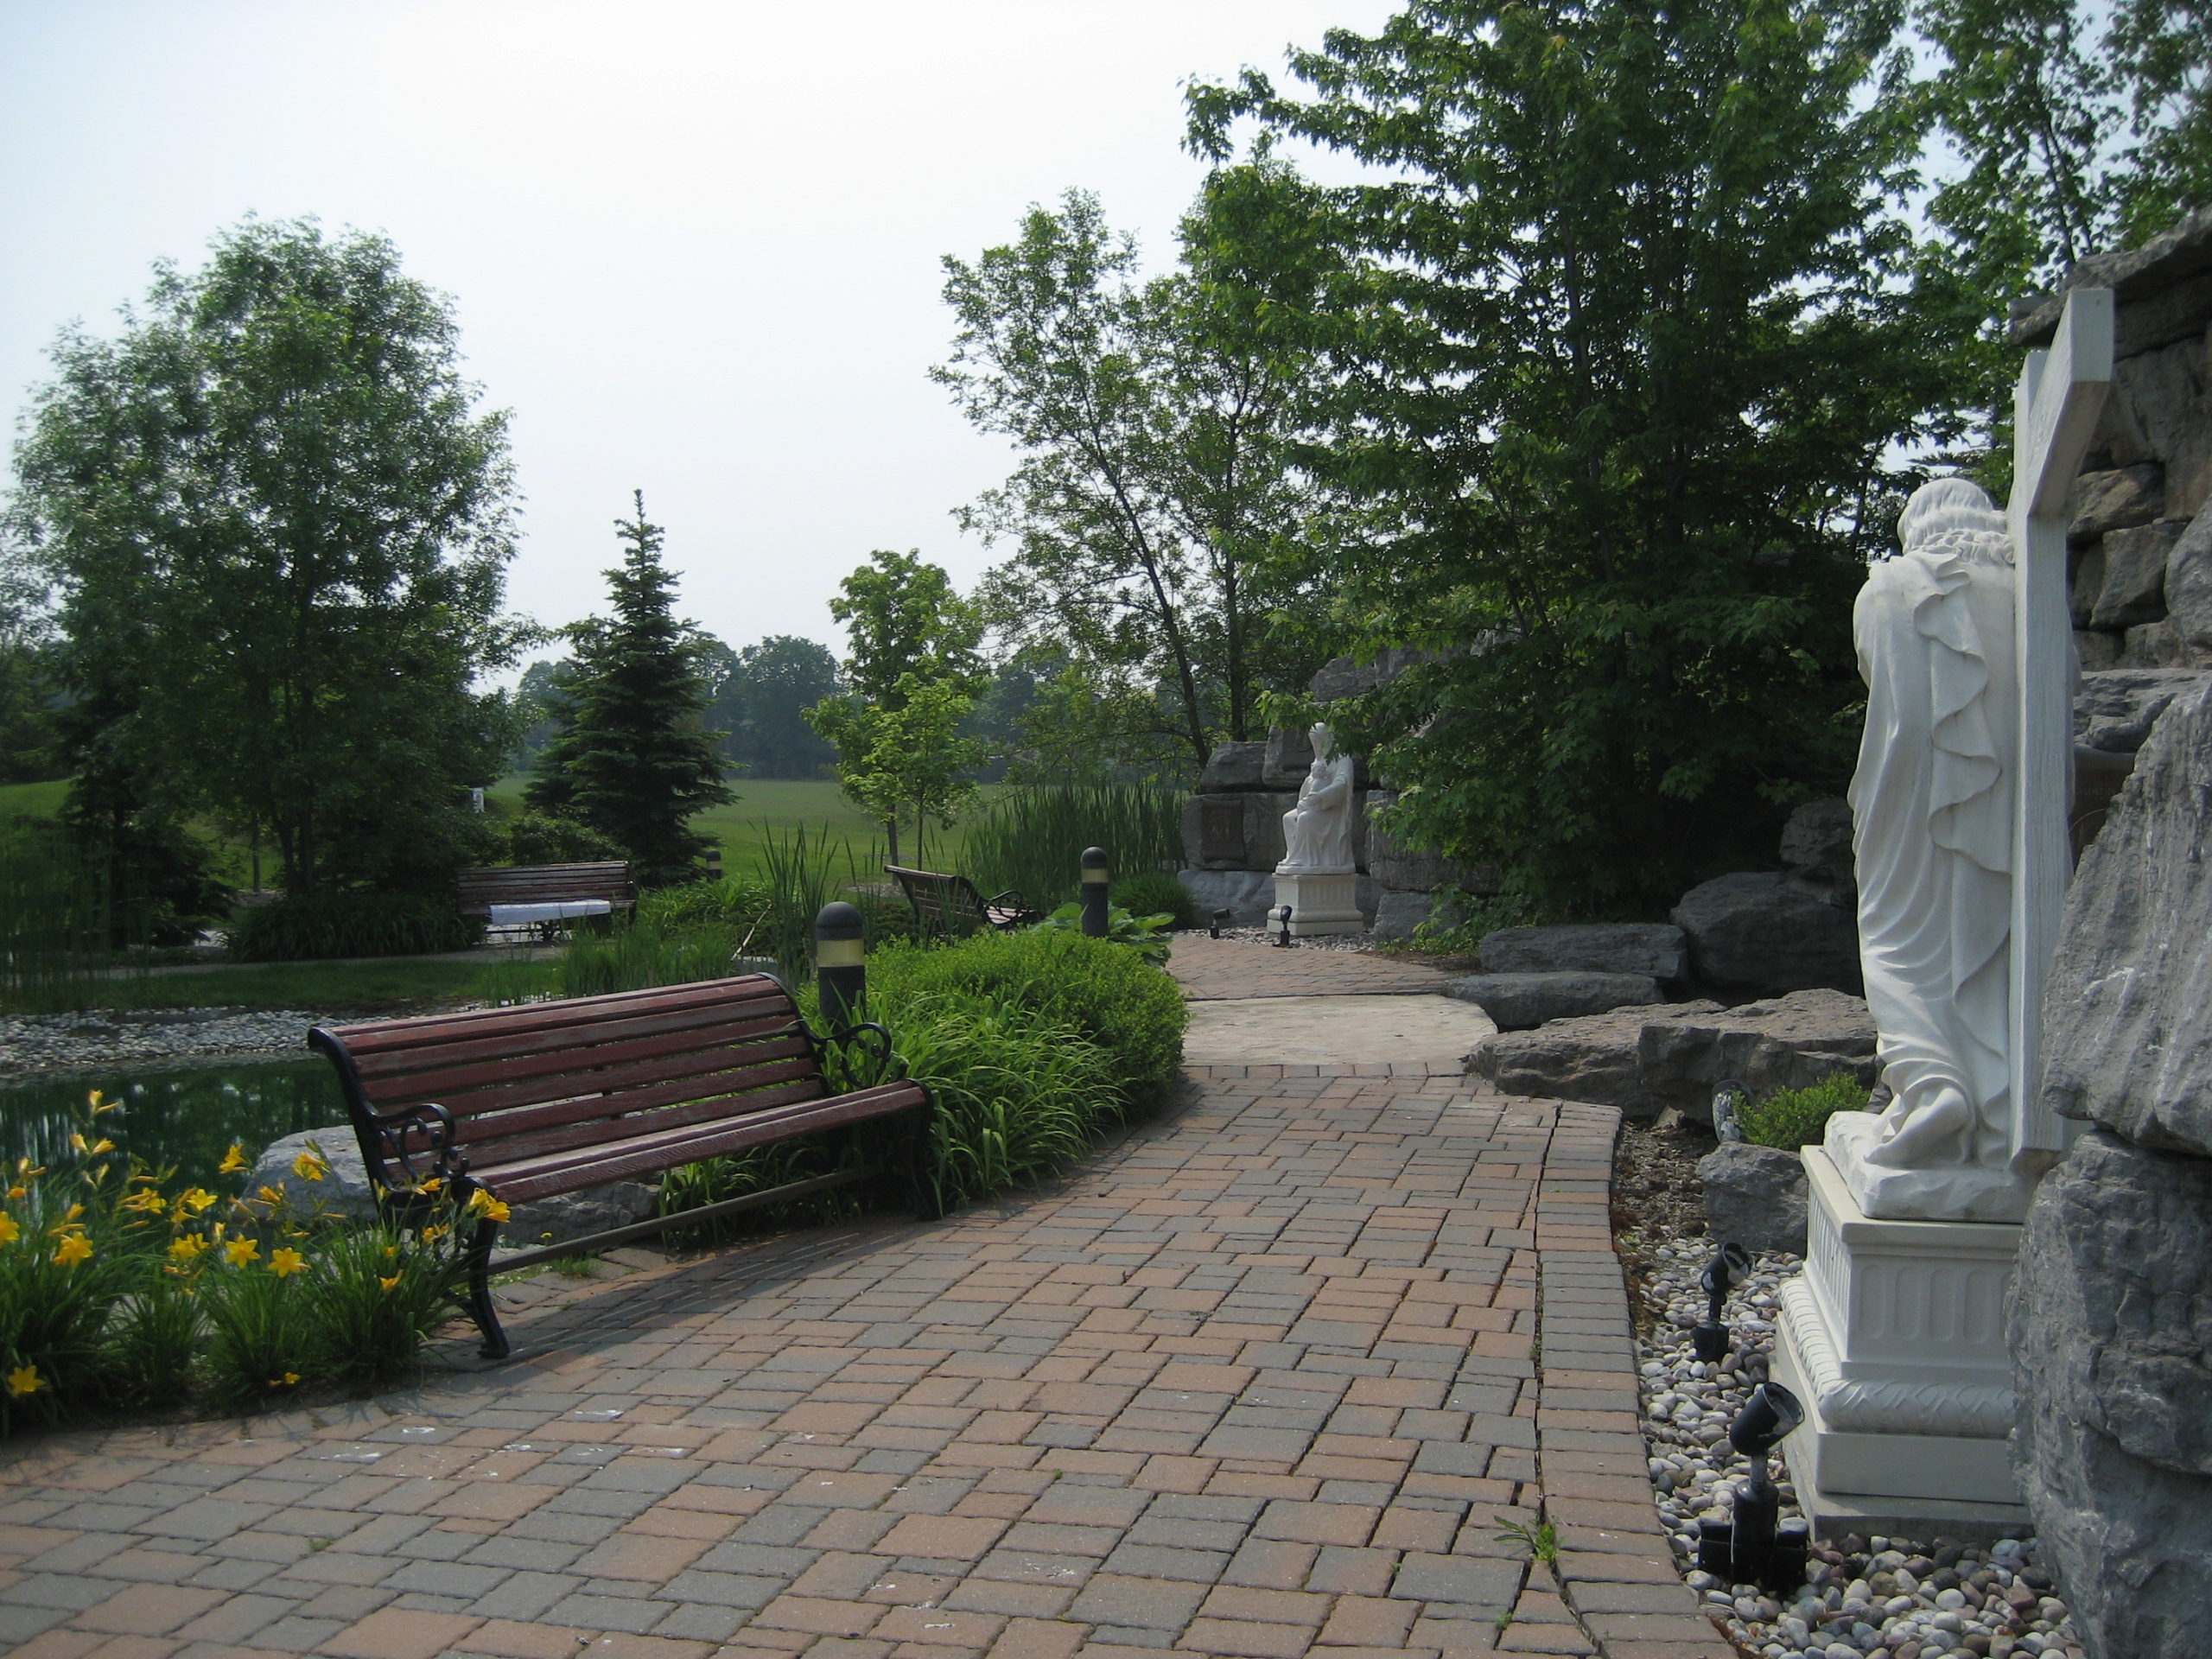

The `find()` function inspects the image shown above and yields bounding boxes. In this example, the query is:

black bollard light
[1695,1381,1809,1592]
[1693,1240,1752,1363]
[1079,847,1110,938]
[815,901,866,1028]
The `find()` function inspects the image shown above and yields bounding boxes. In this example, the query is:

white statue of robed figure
[1830,477,2038,1222]
[1278,723,1357,873]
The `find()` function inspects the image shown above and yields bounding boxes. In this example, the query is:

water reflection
[0,1059,347,1188]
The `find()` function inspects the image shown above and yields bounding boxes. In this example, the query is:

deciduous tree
[6,217,526,898]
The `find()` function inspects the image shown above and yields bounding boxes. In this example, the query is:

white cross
[2009,286,2113,1163]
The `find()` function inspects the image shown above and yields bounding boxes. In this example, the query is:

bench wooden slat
[488,1081,931,1202]
[460,1075,830,1173]
[455,860,636,917]
[886,865,1039,938]
[340,977,785,1060]
[442,1056,825,1150]
[349,998,790,1080]
[345,1013,796,1106]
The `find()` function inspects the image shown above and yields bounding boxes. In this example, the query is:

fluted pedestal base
[1771,1148,2029,1531]
[1270,870,1363,938]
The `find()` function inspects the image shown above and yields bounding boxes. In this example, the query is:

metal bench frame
[884,865,1041,939]
[309,975,936,1359]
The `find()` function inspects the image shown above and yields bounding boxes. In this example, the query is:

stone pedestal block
[1773,1149,2028,1528]
[1270,869,1363,938]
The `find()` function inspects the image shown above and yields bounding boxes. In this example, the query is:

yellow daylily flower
[0,1216,17,1245]
[5,1364,42,1397]
[382,1245,398,1260]
[257,1185,286,1206]
[270,1248,307,1278]
[52,1235,93,1268]
[169,1235,208,1263]
[467,1191,512,1223]
[378,1274,402,1294]
[420,1224,447,1242]
[5,1185,24,1201]
[176,1188,217,1217]
[119,1188,168,1215]
[269,1372,301,1389]
[64,1204,84,1224]
[224,1237,260,1268]
[292,1151,329,1183]
[217,1146,248,1175]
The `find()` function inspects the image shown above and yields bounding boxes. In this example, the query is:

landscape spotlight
[1211,907,1233,940]
[1271,905,1294,946]
[1696,1381,1809,1592]
[1693,1241,1752,1363]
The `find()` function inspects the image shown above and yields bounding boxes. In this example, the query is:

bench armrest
[814,1020,904,1090]
[365,1101,468,1193]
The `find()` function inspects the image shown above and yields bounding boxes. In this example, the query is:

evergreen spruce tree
[527,493,731,885]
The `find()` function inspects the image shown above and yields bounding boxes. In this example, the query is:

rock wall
[2013,207,2212,671]
[2012,674,2212,1659]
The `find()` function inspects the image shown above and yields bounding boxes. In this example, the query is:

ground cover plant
[1738,1074,1869,1150]
[0,1101,474,1434]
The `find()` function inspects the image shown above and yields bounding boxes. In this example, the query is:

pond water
[0,1058,348,1188]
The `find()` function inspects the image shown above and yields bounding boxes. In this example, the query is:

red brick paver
[0,1060,1717,1659]
[1167,937,1454,1001]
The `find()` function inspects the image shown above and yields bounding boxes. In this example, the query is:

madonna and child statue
[1271,723,1365,938]
[1829,477,2039,1223]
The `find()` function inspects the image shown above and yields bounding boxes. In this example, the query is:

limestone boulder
[1370,889,1434,941]
[1478,923,1687,980]
[2107,330,2212,519]
[1466,988,1876,1119]
[2074,666,2210,751]
[2043,677,2212,1156]
[2120,617,2194,667]
[1262,725,1317,789]
[250,1128,378,1223]
[2088,518,2182,627]
[1777,797,1855,900]
[2077,627,2123,669]
[1698,1142,1808,1255]
[2069,461,2165,543]
[2161,502,2212,658]
[1670,871,1861,993]
[1198,741,1268,792]
[2010,1129,2212,1659]
[1444,971,1662,1030]
[1365,797,1469,893]
[1177,868,1276,927]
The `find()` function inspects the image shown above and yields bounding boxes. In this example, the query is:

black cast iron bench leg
[465,1217,510,1360]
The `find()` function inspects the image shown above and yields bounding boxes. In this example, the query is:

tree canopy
[5,216,525,899]
[702,633,842,779]
[526,493,731,885]
[1185,0,1979,914]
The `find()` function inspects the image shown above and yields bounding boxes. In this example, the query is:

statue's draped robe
[1848,541,2017,1164]
[1280,754,1357,872]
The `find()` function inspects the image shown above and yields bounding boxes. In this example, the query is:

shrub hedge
[226,890,480,963]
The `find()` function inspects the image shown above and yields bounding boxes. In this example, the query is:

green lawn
[66,954,562,1015]
[0,779,71,820]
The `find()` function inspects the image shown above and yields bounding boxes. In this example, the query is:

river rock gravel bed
[1635,1236,2083,1659]
[0,1007,329,1078]
[1211,925,1374,952]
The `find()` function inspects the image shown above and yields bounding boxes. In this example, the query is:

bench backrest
[885,865,989,938]
[455,860,636,914]
[310,975,821,1187]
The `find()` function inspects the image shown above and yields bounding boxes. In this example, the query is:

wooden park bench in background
[455,860,636,938]
[309,974,936,1358]
[885,865,1042,939]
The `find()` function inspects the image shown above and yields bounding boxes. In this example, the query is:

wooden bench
[885,865,1041,939]
[454,860,637,927]
[308,975,935,1359]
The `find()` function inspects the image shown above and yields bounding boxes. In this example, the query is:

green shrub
[196,1243,321,1408]
[1738,1073,1870,1149]
[868,928,1186,1109]
[305,1220,467,1389]
[227,890,480,963]
[964,780,1183,912]
[0,820,115,1013]
[1031,902,1176,966]
[1113,868,1196,929]
[487,810,624,866]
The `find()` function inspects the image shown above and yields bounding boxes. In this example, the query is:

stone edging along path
[0,1052,1726,1659]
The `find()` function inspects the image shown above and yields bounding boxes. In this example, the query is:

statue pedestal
[1270,869,1363,938]
[1772,1148,2030,1534]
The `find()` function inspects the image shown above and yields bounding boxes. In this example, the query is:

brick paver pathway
[0,1007,1723,1659]
[1167,939,1452,1002]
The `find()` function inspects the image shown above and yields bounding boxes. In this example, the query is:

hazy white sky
[0,0,1398,666]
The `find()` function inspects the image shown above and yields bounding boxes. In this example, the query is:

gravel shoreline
[0,1007,338,1081]
[1634,1235,2083,1659]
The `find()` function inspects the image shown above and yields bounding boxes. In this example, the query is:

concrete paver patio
[0,947,1725,1659]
